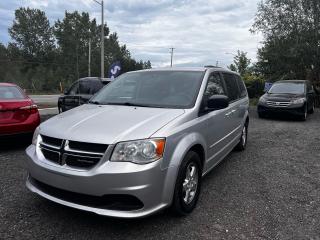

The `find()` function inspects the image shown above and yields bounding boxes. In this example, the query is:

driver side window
[205,72,226,98]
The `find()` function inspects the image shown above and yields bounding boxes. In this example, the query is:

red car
[0,83,40,136]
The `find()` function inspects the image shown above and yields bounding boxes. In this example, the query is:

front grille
[41,148,60,164]
[68,141,107,154]
[64,153,102,168]
[29,177,144,211]
[39,135,108,169]
[266,101,291,107]
[41,135,63,147]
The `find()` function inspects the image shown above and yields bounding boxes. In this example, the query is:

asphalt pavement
[0,109,319,239]
[29,95,59,115]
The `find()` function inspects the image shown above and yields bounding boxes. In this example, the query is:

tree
[0,43,8,79]
[9,7,54,61]
[54,11,151,82]
[1,8,152,92]
[251,0,320,85]
[54,11,103,81]
[227,50,251,76]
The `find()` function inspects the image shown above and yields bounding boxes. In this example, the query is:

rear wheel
[171,151,202,216]
[235,123,248,151]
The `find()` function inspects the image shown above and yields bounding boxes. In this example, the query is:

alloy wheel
[242,125,247,146]
[182,162,199,205]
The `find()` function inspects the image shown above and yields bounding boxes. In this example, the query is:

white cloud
[0,0,263,68]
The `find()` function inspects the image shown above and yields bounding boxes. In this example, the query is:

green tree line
[251,0,320,87]
[0,7,151,93]
[228,0,320,98]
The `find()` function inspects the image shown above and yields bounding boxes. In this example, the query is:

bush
[242,73,265,98]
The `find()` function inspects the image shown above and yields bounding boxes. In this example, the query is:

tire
[308,102,315,114]
[171,151,202,216]
[258,112,266,118]
[235,123,248,151]
[300,105,308,121]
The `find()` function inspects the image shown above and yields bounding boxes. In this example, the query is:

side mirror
[206,95,229,111]
[63,89,69,95]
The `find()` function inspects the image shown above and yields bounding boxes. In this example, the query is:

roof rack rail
[204,65,222,68]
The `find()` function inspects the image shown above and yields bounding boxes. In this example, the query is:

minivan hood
[264,93,305,101]
[40,104,185,144]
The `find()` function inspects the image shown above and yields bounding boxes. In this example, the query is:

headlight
[32,127,40,145]
[110,138,165,164]
[291,98,305,105]
[259,96,267,103]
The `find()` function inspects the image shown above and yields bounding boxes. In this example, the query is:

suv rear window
[80,81,103,94]
[222,73,240,102]
[0,86,25,99]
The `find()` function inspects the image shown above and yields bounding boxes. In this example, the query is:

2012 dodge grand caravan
[25,67,249,218]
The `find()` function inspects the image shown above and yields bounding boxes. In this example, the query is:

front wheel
[258,112,266,118]
[171,151,202,216]
[308,102,315,114]
[301,105,308,121]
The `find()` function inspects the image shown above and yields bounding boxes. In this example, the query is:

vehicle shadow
[259,114,306,122]
[250,108,307,122]
[0,134,32,152]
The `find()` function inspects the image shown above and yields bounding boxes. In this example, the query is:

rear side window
[79,81,103,94]
[90,81,104,94]
[68,82,80,95]
[0,86,25,99]
[222,73,240,102]
[235,76,247,98]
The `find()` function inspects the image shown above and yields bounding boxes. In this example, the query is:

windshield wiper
[107,102,151,107]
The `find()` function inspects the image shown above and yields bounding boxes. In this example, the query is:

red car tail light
[19,104,38,114]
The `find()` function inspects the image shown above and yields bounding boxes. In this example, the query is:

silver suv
[26,67,249,218]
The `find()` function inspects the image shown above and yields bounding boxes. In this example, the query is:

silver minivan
[26,67,249,218]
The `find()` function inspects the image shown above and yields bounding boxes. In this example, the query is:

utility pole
[94,0,105,78]
[88,39,91,77]
[170,47,175,67]
[101,0,104,78]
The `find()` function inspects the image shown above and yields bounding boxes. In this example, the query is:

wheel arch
[161,132,207,205]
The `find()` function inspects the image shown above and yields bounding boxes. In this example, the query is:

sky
[0,0,263,68]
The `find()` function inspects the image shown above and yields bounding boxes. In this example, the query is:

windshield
[0,86,25,99]
[268,82,305,94]
[90,71,204,108]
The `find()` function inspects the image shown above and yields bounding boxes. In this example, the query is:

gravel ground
[0,109,319,240]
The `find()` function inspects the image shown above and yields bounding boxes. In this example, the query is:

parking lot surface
[1,109,319,239]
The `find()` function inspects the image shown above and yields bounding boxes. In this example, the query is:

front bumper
[257,104,306,116]
[25,145,177,218]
